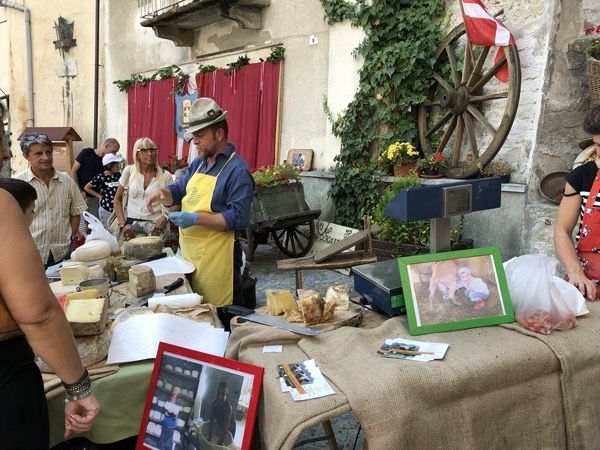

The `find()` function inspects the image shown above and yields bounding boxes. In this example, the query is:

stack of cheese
[64,290,108,337]
[265,286,350,326]
[59,261,105,286]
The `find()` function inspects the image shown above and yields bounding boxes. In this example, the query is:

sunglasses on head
[23,134,49,142]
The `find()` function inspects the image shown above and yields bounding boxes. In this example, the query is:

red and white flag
[461,0,516,82]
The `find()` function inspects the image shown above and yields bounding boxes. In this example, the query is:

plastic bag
[83,211,120,254]
[504,254,579,334]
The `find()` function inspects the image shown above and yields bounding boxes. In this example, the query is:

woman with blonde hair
[113,137,172,239]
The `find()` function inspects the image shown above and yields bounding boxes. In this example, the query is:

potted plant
[251,162,301,187]
[478,159,514,183]
[369,174,472,258]
[587,38,600,106]
[378,141,420,176]
[416,152,445,178]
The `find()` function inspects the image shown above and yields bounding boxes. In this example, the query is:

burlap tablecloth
[227,304,600,450]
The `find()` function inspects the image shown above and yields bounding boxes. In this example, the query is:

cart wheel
[417,22,521,178]
[271,220,315,258]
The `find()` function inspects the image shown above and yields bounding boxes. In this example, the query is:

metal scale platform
[351,177,502,316]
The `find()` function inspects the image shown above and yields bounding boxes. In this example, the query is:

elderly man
[70,138,120,217]
[14,134,87,267]
[146,98,254,323]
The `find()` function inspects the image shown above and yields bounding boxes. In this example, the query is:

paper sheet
[138,255,195,277]
[106,313,228,364]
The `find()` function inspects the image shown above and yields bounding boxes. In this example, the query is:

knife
[223,305,322,336]
[125,277,185,308]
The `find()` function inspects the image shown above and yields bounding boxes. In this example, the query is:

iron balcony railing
[138,0,196,19]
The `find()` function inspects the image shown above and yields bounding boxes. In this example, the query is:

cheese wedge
[324,285,350,311]
[300,294,325,326]
[59,264,89,285]
[266,289,298,315]
[65,298,105,323]
[66,289,99,301]
[129,265,156,297]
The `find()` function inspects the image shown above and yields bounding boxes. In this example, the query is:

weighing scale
[351,177,502,316]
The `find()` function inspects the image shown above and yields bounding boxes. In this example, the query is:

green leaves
[322,0,445,227]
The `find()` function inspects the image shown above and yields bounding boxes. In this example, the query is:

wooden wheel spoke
[446,45,461,85]
[471,54,507,94]
[470,91,508,102]
[437,115,457,153]
[466,105,497,136]
[288,231,297,253]
[467,46,490,87]
[433,72,452,91]
[462,112,479,159]
[452,116,464,168]
[423,101,441,107]
[461,41,473,84]
[426,111,453,138]
[296,227,310,240]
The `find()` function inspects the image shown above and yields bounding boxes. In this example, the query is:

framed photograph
[137,342,263,450]
[397,246,514,335]
[286,148,313,171]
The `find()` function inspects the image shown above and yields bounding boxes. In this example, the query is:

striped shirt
[14,168,87,262]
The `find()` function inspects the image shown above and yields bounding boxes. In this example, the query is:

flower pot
[419,170,443,179]
[393,162,417,177]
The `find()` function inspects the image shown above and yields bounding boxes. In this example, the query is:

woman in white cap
[84,153,123,229]
[145,98,254,323]
[113,137,172,239]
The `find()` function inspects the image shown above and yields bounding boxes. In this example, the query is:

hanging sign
[175,92,197,142]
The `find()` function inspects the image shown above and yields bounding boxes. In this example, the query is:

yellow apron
[180,153,236,307]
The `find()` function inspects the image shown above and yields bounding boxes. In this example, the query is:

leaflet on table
[106,313,229,364]
[277,359,335,401]
[377,338,449,362]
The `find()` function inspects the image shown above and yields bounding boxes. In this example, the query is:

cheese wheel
[71,240,112,262]
[266,290,298,315]
[122,236,163,260]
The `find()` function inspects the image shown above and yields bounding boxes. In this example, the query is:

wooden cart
[243,182,321,261]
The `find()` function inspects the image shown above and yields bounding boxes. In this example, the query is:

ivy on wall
[322,0,445,228]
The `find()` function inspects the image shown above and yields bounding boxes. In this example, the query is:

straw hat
[187,97,227,134]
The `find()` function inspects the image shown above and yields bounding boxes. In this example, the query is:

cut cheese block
[59,263,89,285]
[297,289,319,300]
[300,294,325,326]
[324,285,350,311]
[122,236,163,260]
[71,240,112,262]
[88,264,105,280]
[266,289,298,315]
[36,327,112,372]
[65,297,108,336]
[129,265,156,297]
[66,289,99,301]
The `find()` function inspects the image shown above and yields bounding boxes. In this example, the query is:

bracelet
[63,369,93,401]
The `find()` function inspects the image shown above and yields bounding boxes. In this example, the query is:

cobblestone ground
[52,243,367,450]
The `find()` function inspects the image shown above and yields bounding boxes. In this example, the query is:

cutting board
[254,303,362,332]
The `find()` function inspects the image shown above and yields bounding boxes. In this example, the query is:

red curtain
[127,61,280,169]
[196,61,281,169]
[127,78,176,165]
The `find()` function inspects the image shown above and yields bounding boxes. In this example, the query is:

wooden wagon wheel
[417,22,521,178]
[271,220,316,258]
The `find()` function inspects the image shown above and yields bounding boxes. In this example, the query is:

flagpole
[458,0,471,42]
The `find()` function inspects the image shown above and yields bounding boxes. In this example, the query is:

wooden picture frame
[397,246,514,335]
[137,342,263,450]
[286,148,313,171]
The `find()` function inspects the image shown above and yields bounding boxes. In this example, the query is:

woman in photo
[208,381,236,445]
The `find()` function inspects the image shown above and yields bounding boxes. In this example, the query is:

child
[457,266,490,310]
[84,153,123,229]
[0,178,37,225]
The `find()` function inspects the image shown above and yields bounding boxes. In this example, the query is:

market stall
[226,303,600,450]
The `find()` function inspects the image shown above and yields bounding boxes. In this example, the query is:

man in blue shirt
[146,98,254,321]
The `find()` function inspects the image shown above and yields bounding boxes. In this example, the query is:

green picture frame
[397,246,514,335]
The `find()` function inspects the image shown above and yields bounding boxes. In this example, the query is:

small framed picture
[286,149,313,171]
[137,342,263,450]
[397,246,514,335]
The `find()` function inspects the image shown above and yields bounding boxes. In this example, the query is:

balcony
[139,0,270,47]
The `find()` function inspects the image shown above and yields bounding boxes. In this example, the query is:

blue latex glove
[167,212,197,229]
